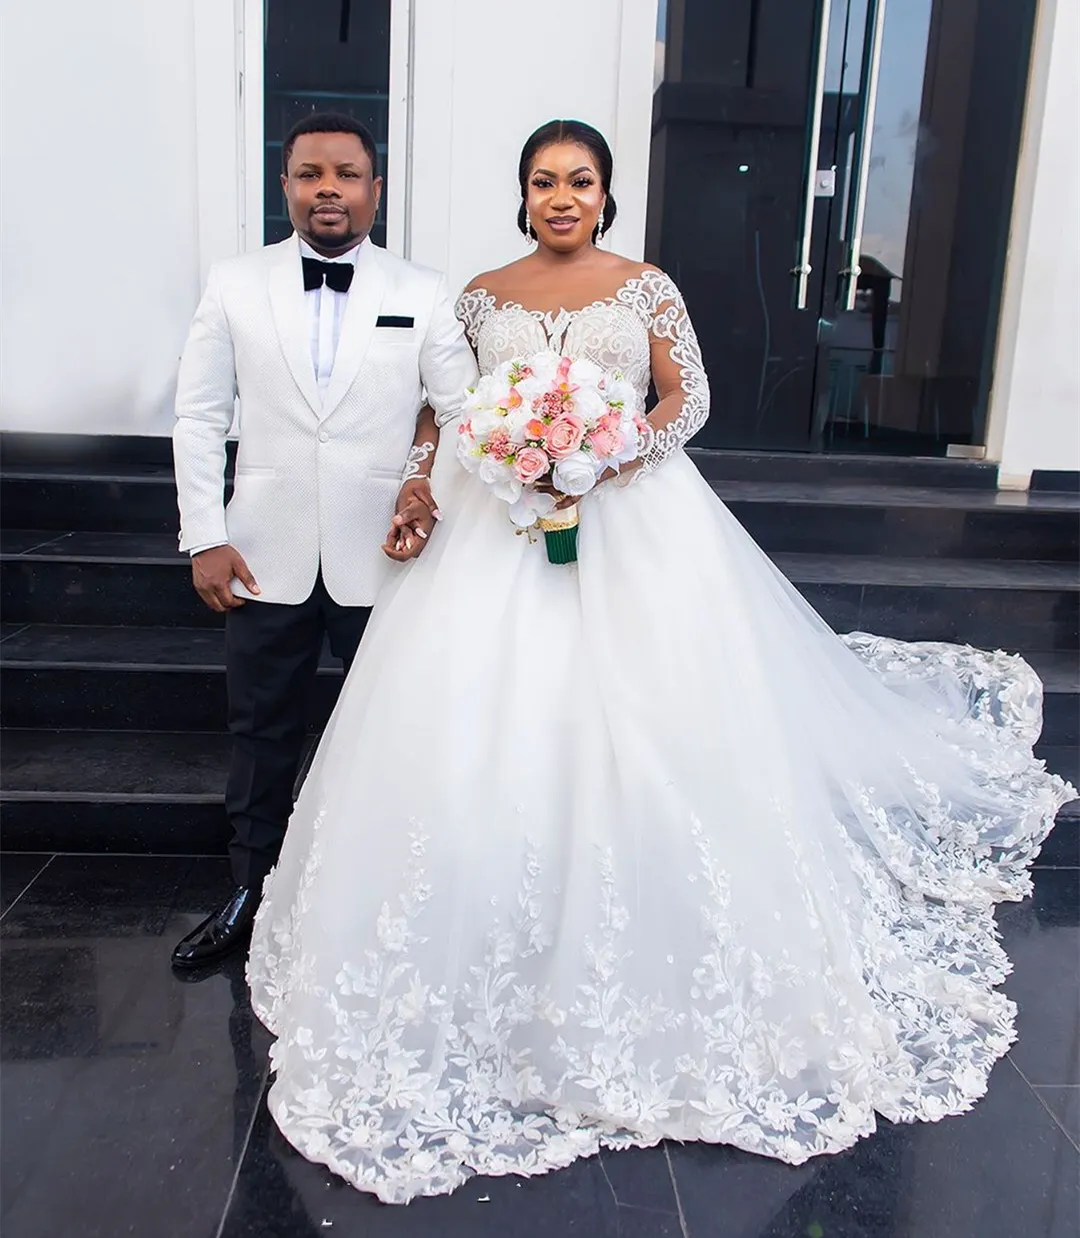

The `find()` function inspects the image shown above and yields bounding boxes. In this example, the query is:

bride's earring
[526,221,537,245]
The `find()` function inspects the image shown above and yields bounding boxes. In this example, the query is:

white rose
[456,435,481,471]
[514,378,543,407]
[468,374,503,408]
[606,377,638,409]
[478,455,506,486]
[527,351,560,385]
[469,406,503,438]
[571,386,606,422]
[476,455,522,504]
[568,357,603,387]
[553,454,598,496]
[505,404,533,442]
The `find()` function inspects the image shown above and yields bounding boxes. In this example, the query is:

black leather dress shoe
[171,886,260,970]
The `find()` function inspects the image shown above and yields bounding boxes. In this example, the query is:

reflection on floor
[1,852,1076,1238]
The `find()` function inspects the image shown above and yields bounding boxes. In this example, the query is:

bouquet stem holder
[538,504,580,564]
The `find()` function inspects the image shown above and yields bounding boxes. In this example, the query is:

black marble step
[0,625,345,732]
[3,531,1077,648]
[0,729,232,853]
[0,470,199,537]
[718,483,1079,562]
[783,556,1078,651]
[1,727,1074,863]
[8,467,1074,563]
[1,531,216,628]
[1035,745,1080,866]
[690,447,999,488]
[1,624,1075,745]
[0,431,177,467]
[0,728,320,855]
[2,432,995,484]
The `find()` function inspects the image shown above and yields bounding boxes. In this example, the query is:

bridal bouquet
[457,352,646,563]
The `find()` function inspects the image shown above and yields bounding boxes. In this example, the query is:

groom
[171,113,477,969]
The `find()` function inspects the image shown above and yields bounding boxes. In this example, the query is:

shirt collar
[298,237,363,265]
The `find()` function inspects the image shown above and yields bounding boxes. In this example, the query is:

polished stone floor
[1,852,1077,1238]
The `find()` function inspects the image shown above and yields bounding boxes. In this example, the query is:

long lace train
[248,446,1073,1203]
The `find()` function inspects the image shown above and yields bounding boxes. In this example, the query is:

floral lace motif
[455,272,711,478]
[401,441,436,483]
[249,631,1076,1204]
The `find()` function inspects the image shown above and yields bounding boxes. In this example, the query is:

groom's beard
[304,215,366,255]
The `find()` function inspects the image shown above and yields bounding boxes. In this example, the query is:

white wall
[986,0,1080,484]
[11,0,1070,469]
[0,0,657,438]
[401,0,659,294]
[0,0,239,436]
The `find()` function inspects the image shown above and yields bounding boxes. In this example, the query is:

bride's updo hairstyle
[517,119,618,243]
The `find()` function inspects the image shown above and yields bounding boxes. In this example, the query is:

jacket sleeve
[173,265,236,552]
[418,276,480,428]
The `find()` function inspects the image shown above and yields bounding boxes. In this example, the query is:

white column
[193,0,245,280]
[400,0,659,293]
[985,0,1080,487]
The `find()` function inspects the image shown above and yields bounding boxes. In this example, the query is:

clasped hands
[382,478,441,561]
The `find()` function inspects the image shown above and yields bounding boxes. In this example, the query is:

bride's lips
[546,217,579,233]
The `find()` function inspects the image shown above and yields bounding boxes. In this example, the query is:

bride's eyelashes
[530,177,596,191]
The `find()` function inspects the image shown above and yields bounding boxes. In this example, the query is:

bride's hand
[382,480,440,561]
[535,470,616,510]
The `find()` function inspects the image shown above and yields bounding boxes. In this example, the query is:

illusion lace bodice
[455,270,710,473]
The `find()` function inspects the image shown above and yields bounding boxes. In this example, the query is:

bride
[247,119,1075,1204]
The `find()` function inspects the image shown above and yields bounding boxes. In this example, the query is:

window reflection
[263,0,392,246]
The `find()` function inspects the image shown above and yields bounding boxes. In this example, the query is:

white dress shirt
[299,238,361,397]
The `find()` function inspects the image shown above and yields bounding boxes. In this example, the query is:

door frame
[234,0,411,256]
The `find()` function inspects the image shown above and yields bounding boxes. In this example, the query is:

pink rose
[514,445,550,484]
[545,413,586,459]
[487,427,512,460]
[588,427,625,459]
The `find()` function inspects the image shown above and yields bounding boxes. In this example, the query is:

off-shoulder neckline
[460,269,668,320]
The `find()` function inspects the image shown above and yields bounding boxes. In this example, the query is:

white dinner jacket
[173,234,478,606]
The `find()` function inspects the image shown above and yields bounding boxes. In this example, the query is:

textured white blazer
[173,234,478,606]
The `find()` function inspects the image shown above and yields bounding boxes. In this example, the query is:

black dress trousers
[224,571,369,888]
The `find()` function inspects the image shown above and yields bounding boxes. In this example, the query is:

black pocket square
[376,315,414,328]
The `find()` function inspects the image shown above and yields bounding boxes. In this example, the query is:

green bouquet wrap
[538,504,580,564]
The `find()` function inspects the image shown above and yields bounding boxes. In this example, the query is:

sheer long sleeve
[632,270,710,474]
[455,288,496,350]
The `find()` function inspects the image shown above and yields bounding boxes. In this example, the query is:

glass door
[813,0,1036,454]
[263,0,392,247]
[647,0,1036,454]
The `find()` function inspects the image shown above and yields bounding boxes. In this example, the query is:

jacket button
[318,431,329,443]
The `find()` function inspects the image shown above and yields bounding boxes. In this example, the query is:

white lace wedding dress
[248,271,1075,1204]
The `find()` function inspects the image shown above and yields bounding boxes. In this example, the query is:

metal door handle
[792,0,833,309]
[838,0,888,311]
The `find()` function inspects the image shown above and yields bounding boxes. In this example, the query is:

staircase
[2,436,1077,864]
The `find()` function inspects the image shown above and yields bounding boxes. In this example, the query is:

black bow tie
[302,256,354,293]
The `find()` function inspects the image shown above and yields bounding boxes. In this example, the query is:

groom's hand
[192,545,260,612]
[382,479,440,562]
